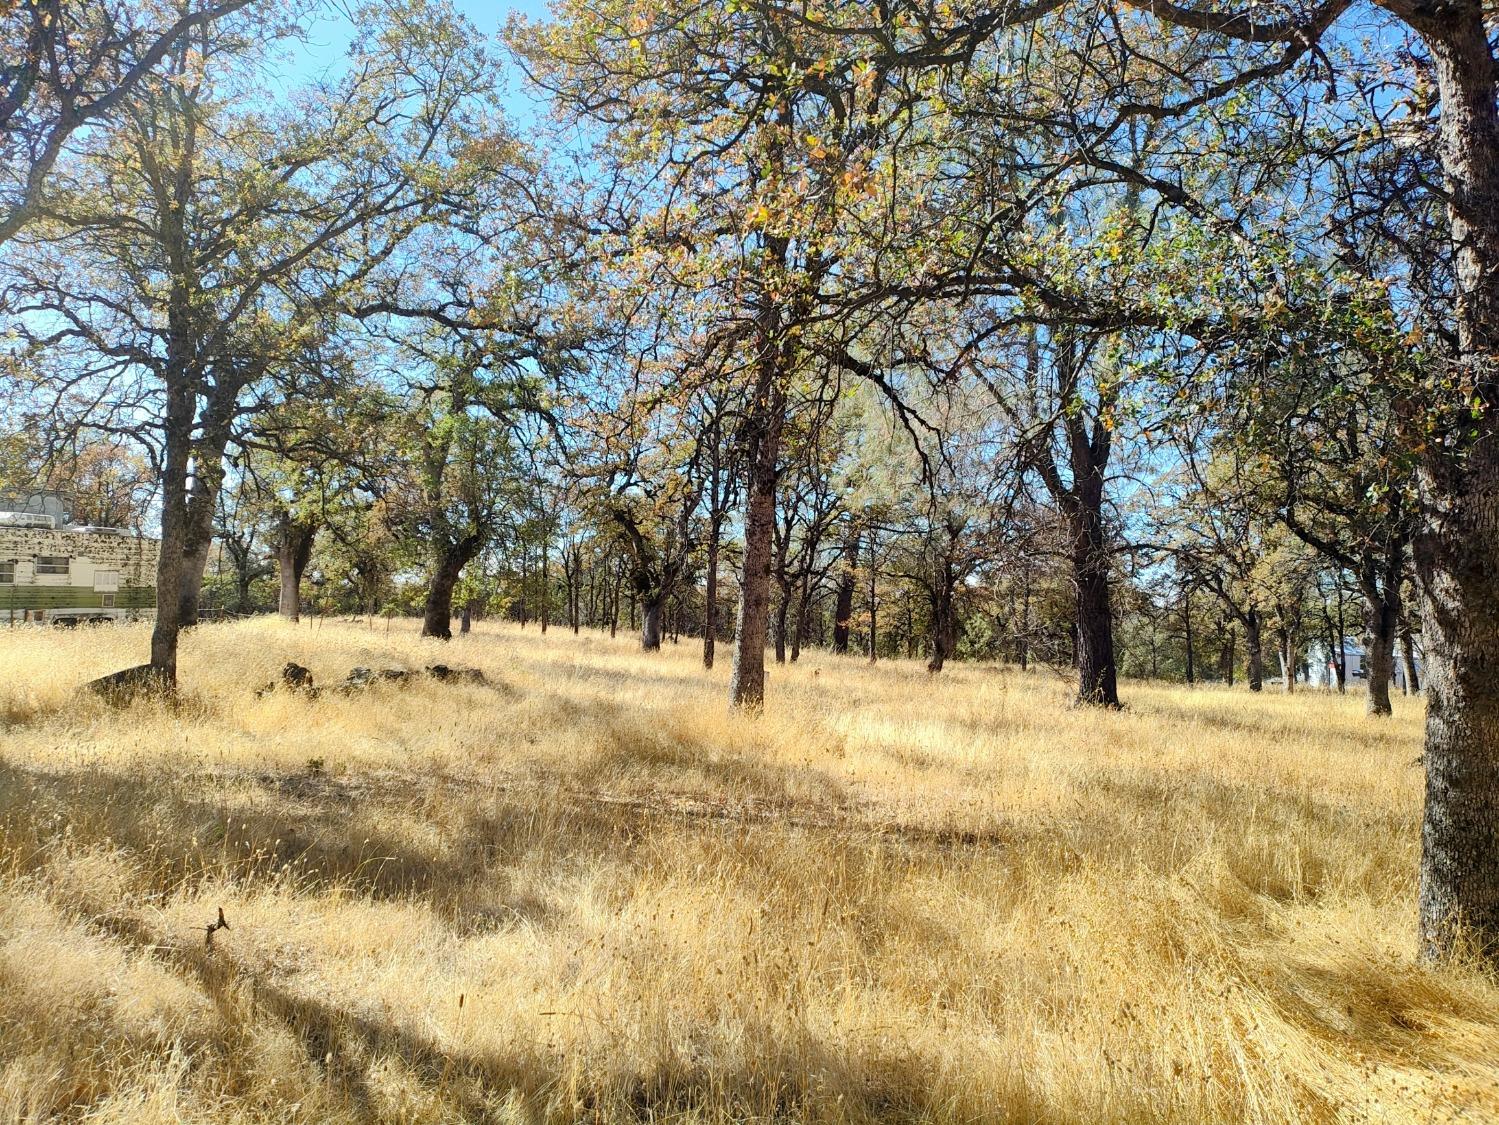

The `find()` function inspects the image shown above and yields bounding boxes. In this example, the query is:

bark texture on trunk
[641,596,663,651]
[149,380,194,681]
[1400,621,1422,694]
[1069,475,1118,706]
[609,566,621,638]
[1073,539,1118,706]
[179,540,211,626]
[176,414,233,626]
[1350,536,1406,716]
[832,533,858,655]
[1416,459,1499,959]
[729,378,787,709]
[1364,593,1399,717]
[1183,590,1195,685]
[146,200,196,678]
[1408,7,1499,963]
[422,555,464,640]
[1035,330,1120,707]
[703,533,719,669]
[276,519,316,622]
[772,582,790,664]
[539,540,549,634]
[789,575,811,663]
[927,576,957,674]
[1277,627,1296,694]
[1245,609,1264,692]
[423,534,482,641]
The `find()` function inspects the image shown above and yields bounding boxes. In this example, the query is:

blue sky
[282,1,555,117]
[294,0,551,57]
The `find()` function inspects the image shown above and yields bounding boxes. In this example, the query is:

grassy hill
[1,619,1494,1123]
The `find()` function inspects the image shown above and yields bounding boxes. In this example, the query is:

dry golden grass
[0,617,1495,1123]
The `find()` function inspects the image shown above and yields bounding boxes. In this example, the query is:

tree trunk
[866,529,878,664]
[519,550,529,628]
[1330,613,1345,692]
[1245,608,1264,692]
[1410,0,1499,965]
[176,454,226,626]
[773,582,790,664]
[148,379,194,681]
[1018,563,1032,671]
[276,520,316,623]
[569,548,581,634]
[175,389,236,627]
[460,602,472,635]
[1037,329,1119,706]
[1277,626,1296,694]
[703,527,719,669]
[1415,431,1499,959]
[1183,588,1195,685]
[1336,584,1348,692]
[1364,590,1399,717]
[423,551,468,640]
[728,369,787,709]
[539,539,549,634]
[179,538,212,626]
[223,535,260,615]
[832,532,858,654]
[641,595,663,651]
[1070,499,1118,706]
[177,468,214,624]
[1400,619,1421,694]
[927,576,957,673]
[789,572,811,663]
[610,564,622,638]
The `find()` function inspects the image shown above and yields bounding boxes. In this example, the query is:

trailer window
[0,561,12,583]
[35,556,69,576]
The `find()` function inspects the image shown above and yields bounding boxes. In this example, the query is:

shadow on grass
[85,908,536,1121]
[515,685,851,807]
[32,893,1002,1124]
[0,742,1013,927]
[0,758,616,928]
[2,756,1487,1123]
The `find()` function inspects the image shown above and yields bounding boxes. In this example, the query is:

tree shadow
[75,905,1118,1124]
[80,908,543,1121]
[1249,947,1499,1083]
[0,758,609,931]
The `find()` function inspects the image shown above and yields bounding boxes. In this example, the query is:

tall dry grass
[0,617,1494,1123]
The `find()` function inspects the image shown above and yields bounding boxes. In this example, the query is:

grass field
[1,617,1496,1123]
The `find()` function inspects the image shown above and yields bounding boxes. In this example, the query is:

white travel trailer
[0,492,158,625]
